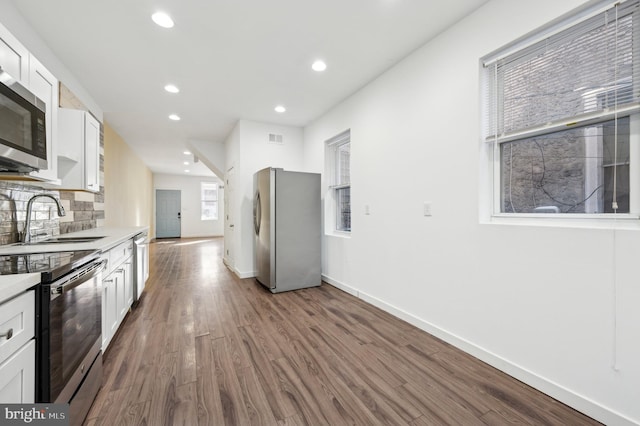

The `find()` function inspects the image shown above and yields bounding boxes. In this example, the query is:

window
[201,182,218,220]
[483,0,640,215]
[327,130,351,232]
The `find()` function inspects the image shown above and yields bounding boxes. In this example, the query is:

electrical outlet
[423,202,432,217]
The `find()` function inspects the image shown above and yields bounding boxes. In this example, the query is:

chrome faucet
[22,194,66,243]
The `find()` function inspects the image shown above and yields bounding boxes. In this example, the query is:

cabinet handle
[116,268,124,273]
[104,279,114,283]
[0,328,13,340]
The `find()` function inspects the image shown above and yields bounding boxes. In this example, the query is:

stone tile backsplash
[0,181,64,245]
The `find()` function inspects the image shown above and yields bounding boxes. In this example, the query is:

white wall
[303,1,640,425]
[224,122,241,268]
[153,173,224,239]
[188,139,226,178]
[0,2,102,120]
[224,119,304,277]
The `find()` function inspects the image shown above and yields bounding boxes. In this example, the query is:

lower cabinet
[101,239,134,351]
[102,273,118,350]
[0,290,35,403]
[115,267,127,321]
[124,259,134,308]
[0,339,35,403]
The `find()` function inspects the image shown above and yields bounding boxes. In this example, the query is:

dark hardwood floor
[84,237,600,425]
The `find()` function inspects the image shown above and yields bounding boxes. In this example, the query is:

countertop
[0,226,149,256]
[0,226,149,303]
[0,273,40,304]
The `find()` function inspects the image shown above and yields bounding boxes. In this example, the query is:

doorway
[156,189,181,238]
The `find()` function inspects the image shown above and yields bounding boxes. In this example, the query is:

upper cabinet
[58,108,101,192]
[0,22,59,184]
[27,57,59,183]
[0,23,29,85]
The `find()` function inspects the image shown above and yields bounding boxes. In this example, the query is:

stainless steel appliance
[133,231,149,304]
[0,67,47,172]
[0,250,106,426]
[253,167,321,293]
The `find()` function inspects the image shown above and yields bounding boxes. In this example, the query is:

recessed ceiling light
[185,169,190,173]
[312,60,327,72]
[169,114,181,121]
[183,161,189,165]
[183,150,191,155]
[274,105,286,113]
[164,84,180,93]
[152,11,174,28]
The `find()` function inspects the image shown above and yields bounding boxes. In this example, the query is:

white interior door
[156,189,181,238]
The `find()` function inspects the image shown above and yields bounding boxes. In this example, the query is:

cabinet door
[102,273,118,351]
[85,113,100,192]
[58,109,101,192]
[0,291,35,365]
[27,57,59,183]
[0,340,35,403]
[0,22,29,85]
[101,282,108,350]
[124,259,134,307]
[115,268,127,321]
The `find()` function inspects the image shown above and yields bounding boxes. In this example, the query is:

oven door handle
[52,259,108,295]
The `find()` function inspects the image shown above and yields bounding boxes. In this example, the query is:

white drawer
[0,290,35,365]
[108,240,133,272]
[0,339,35,403]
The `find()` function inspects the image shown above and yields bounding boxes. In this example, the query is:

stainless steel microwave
[0,67,47,172]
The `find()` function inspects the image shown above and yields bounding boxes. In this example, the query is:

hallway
[85,237,599,425]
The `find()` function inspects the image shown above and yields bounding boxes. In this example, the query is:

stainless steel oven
[38,254,106,425]
[0,250,105,426]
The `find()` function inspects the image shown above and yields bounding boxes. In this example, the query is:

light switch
[365,204,370,215]
[423,202,432,217]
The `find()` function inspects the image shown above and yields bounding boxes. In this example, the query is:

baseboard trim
[222,259,256,279]
[322,276,638,426]
[234,270,256,279]
[321,274,359,297]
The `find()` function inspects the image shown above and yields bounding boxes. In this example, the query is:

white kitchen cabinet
[27,57,59,183]
[0,290,35,403]
[115,267,127,322]
[0,23,60,184]
[58,108,101,192]
[0,22,29,85]
[102,272,118,351]
[0,290,35,366]
[124,259,134,308]
[101,239,134,351]
[0,340,35,403]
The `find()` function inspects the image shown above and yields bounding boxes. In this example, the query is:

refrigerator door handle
[253,192,261,235]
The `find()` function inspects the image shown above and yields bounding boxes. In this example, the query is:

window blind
[484,0,640,143]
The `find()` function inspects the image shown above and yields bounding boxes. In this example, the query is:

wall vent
[268,133,284,144]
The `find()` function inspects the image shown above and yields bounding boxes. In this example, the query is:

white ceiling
[10,0,488,178]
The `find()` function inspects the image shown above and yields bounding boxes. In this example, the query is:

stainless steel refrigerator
[253,167,321,293]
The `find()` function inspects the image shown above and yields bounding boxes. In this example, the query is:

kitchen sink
[13,236,106,246]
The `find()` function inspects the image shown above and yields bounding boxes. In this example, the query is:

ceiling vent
[268,133,284,144]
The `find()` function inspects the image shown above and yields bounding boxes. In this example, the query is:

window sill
[483,213,640,230]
